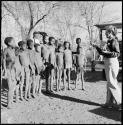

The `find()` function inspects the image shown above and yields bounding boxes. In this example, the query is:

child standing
[56,44,64,91]
[27,39,39,98]
[63,41,72,90]
[18,41,34,101]
[48,37,56,92]
[75,38,86,90]
[41,34,51,93]
[34,43,44,95]
[3,37,16,108]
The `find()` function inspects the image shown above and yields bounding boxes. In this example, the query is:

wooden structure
[91,22,122,71]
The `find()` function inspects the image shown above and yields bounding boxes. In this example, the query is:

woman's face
[105,31,114,40]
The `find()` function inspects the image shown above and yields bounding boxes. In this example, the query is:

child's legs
[80,67,84,90]
[15,84,19,102]
[59,68,62,90]
[24,69,30,99]
[36,75,40,93]
[63,69,67,89]
[7,75,16,107]
[56,68,59,91]
[67,68,71,90]
[45,67,50,91]
[50,69,54,91]
[32,73,36,96]
[20,70,24,99]
[38,77,42,94]
[35,75,38,93]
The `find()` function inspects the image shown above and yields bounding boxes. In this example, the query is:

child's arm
[3,49,7,76]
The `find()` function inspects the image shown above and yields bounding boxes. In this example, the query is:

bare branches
[33,2,59,29]
[1,13,11,20]
[2,1,22,27]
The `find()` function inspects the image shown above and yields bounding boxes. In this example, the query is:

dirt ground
[1,66,122,124]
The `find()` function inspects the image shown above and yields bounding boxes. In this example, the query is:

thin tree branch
[2,2,22,27]
[33,3,58,29]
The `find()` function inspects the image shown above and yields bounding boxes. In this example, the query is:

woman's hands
[90,41,98,48]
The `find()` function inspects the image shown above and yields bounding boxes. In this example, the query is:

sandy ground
[1,67,122,124]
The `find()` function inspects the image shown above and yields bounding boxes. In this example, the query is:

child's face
[34,34,39,39]
[29,42,34,49]
[65,42,69,49]
[22,44,26,50]
[50,38,55,45]
[8,38,15,47]
[35,46,41,52]
[59,46,63,52]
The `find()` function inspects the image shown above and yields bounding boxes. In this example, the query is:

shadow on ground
[89,107,121,122]
[84,71,106,82]
[42,91,101,106]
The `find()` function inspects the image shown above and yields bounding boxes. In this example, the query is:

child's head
[34,31,43,44]
[15,46,20,56]
[4,37,15,47]
[58,44,63,52]
[34,43,40,52]
[40,32,48,44]
[49,37,55,45]
[76,38,81,46]
[64,41,70,49]
[38,32,43,44]
[105,25,117,40]
[18,41,27,50]
[27,39,34,49]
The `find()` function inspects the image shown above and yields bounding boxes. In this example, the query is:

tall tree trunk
[28,27,34,40]
[20,27,28,41]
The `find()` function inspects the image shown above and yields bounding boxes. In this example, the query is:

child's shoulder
[3,47,8,52]
[65,49,71,52]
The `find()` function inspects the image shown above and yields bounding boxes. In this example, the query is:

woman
[91,25,122,110]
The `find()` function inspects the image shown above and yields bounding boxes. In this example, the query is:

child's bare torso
[35,52,43,68]
[64,49,72,69]
[42,44,50,62]
[19,50,30,67]
[4,47,16,68]
[28,49,36,65]
[49,45,56,65]
[56,52,63,68]
[76,46,86,67]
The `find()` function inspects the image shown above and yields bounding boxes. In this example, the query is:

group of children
[1,31,87,109]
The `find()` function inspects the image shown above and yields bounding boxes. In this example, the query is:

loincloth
[64,63,72,69]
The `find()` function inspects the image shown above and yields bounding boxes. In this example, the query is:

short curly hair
[27,39,33,47]
[18,41,26,47]
[64,41,71,49]
[76,38,81,44]
[105,25,117,36]
[4,37,13,46]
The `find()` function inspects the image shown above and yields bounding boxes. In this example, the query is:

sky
[100,1,122,23]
